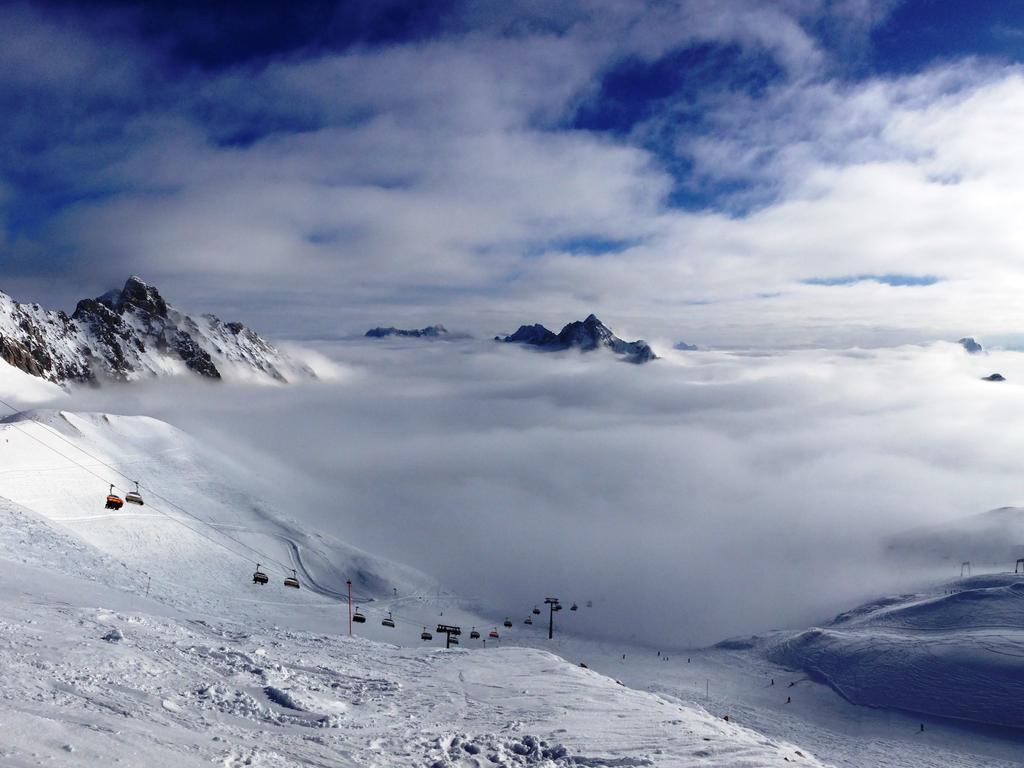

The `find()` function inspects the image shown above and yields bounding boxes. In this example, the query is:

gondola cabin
[469,628,480,639]
[421,628,433,641]
[503,617,512,628]
[382,612,395,628]
[283,570,300,589]
[352,609,366,624]
[252,564,269,585]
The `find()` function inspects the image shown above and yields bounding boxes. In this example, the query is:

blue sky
[2,1,1024,344]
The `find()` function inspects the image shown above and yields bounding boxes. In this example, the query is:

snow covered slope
[0,560,825,766]
[0,409,827,766]
[767,574,1024,729]
[0,276,315,385]
[0,409,432,615]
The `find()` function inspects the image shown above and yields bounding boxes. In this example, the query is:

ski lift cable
[0,399,294,576]
[1,401,533,617]
[0,398,294,574]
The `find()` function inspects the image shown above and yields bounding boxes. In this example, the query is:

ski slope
[767,574,1024,729]
[0,406,825,766]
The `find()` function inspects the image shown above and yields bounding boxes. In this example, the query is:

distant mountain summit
[0,276,315,385]
[366,324,449,339]
[958,337,983,354]
[497,314,657,363]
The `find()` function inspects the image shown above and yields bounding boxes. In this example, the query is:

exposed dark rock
[959,337,983,354]
[496,324,559,346]
[982,373,1005,382]
[1,276,310,385]
[366,325,449,338]
[498,314,657,364]
[674,341,698,351]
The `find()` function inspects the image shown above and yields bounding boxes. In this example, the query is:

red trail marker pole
[347,580,353,637]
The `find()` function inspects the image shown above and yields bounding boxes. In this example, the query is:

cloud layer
[51,338,1024,645]
[2,1,1023,345]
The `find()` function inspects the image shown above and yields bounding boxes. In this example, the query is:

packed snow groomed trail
[0,407,824,766]
[767,574,1024,728]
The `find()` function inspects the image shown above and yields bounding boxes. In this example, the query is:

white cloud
[54,338,1024,645]
[4,1,1024,347]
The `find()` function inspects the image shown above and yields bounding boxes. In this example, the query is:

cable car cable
[0,401,295,577]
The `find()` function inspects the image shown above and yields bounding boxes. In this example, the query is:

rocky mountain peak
[0,278,315,386]
[114,276,169,318]
[497,314,657,363]
[958,337,983,354]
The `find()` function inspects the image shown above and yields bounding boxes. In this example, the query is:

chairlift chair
[382,612,395,628]
[503,617,512,628]
[352,609,367,624]
[125,481,144,506]
[532,606,540,615]
[104,485,124,510]
[469,627,481,639]
[524,617,533,625]
[252,564,269,585]
[586,600,593,608]
[284,569,301,589]
[421,627,433,641]
[449,635,459,646]
[488,629,499,639]
[570,602,578,611]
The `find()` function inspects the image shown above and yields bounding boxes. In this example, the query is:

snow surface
[0,407,823,766]
[766,574,1024,729]
[0,278,316,385]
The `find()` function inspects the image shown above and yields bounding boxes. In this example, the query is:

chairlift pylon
[284,569,300,589]
[252,563,269,585]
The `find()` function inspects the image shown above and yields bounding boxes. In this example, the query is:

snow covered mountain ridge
[497,314,658,363]
[0,276,315,385]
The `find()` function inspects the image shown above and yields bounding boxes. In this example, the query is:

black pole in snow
[545,596,560,640]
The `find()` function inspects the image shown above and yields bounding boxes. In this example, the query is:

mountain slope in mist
[884,507,1024,568]
[767,573,1024,729]
[0,276,315,385]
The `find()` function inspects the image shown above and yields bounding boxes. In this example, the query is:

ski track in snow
[0,410,823,767]
[2,408,1023,766]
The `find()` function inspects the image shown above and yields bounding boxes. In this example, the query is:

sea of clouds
[43,336,1024,646]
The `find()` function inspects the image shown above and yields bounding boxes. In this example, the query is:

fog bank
[53,339,1024,645]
